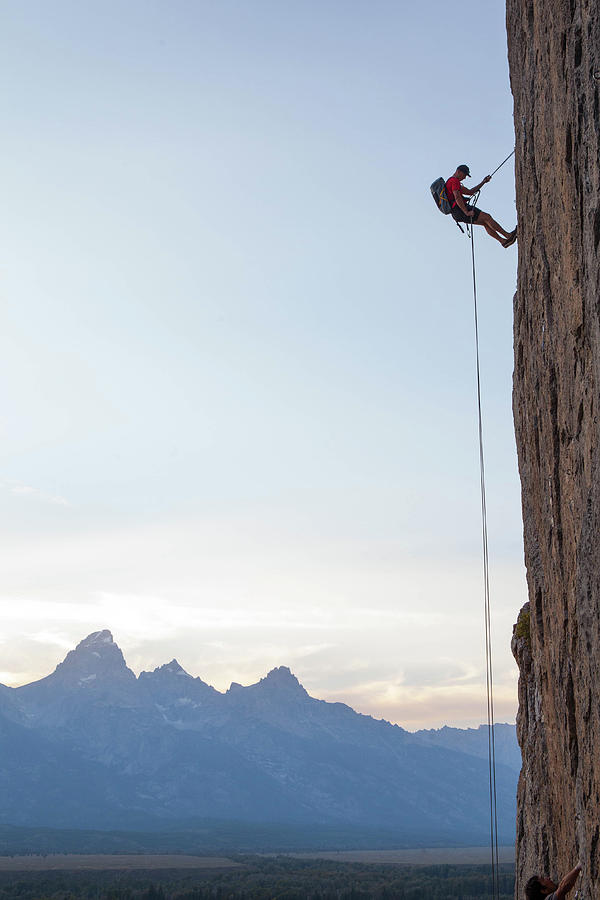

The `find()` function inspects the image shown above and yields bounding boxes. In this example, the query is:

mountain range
[0,631,519,845]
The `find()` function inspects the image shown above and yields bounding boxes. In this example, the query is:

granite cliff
[506,0,600,896]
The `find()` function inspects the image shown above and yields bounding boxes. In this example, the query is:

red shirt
[445,176,463,208]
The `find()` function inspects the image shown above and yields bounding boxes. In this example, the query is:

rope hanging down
[469,218,500,900]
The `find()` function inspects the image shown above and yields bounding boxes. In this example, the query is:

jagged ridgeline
[0,630,518,845]
[507,0,600,896]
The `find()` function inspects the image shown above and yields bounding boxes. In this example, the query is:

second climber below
[446,164,517,247]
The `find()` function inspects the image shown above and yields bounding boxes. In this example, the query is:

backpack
[430,177,453,215]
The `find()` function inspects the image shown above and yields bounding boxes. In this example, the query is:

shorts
[451,204,481,224]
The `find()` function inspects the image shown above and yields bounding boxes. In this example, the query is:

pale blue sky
[0,1,522,728]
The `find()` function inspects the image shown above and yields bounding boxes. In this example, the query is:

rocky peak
[53,630,135,684]
[138,659,218,703]
[14,630,136,710]
[262,666,305,691]
[228,666,309,701]
[144,659,190,678]
[80,630,114,647]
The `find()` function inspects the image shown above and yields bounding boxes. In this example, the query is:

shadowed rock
[507,1,600,894]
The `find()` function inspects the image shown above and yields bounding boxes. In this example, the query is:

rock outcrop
[506,0,600,895]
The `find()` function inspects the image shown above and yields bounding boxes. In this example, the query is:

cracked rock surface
[507,0,600,895]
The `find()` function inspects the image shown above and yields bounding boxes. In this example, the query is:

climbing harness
[470,221,500,900]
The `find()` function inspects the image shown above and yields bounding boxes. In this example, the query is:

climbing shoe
[503,228,517,248]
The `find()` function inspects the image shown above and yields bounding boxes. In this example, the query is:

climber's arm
[554,863,582,899]
[463,175,492,195]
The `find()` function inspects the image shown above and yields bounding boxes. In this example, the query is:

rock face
[506,1,600,895]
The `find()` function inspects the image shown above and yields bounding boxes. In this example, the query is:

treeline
[0,823,443,855]
[0,857,514,899]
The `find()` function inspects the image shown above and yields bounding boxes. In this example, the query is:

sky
[0,1,523,730]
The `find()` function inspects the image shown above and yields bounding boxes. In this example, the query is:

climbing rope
[489,148,515,178]
[466,152,514,897]
[469,212,500,900]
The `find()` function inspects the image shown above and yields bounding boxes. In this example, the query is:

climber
[446,165,517,247]
[524,862,582,899]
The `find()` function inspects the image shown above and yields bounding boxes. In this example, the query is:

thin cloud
[320,680,517,730]
[2,480,70,507]
[0,518,522,724]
